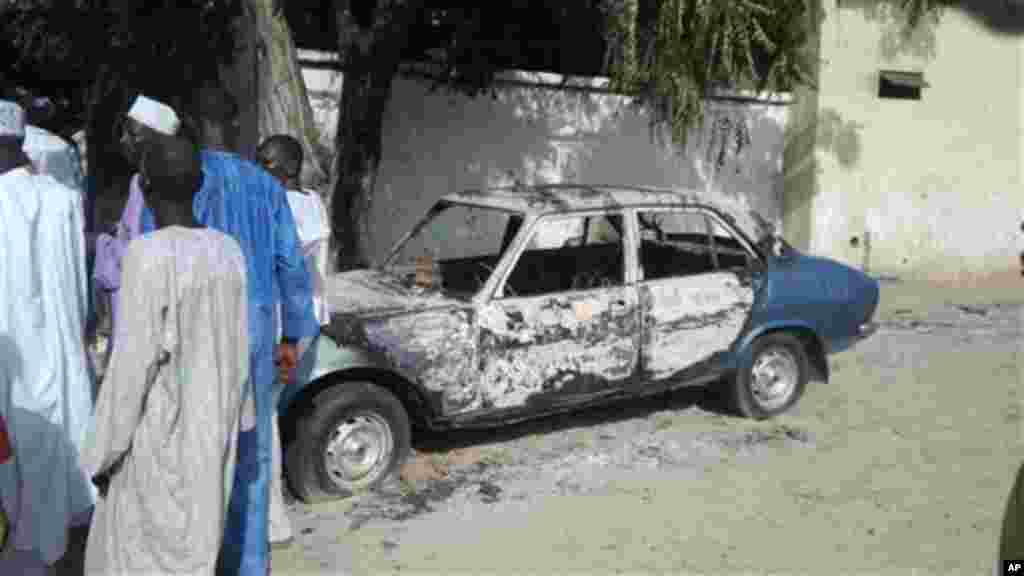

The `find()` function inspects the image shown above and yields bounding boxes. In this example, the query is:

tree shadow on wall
[373,75,602,263]
[571,98,789,222]
[841,0,1024,61]
[840,0,944,62]
[956,0,1024,35]
[376,74,795,260]
[815,107,863,170]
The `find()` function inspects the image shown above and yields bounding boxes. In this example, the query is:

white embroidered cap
[0,100,26,138]
[126,95,180,136]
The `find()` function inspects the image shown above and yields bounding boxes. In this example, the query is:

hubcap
[323,412,394,488]
[750,347,799,411]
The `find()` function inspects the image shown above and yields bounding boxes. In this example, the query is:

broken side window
[386,202,519,297]
[638,210,717,281]
[707,218,755,270]
[502,213,625,298]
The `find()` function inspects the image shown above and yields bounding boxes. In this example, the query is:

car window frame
[491,209,633,301]
[635,206,760,283]
[382,200,525,269]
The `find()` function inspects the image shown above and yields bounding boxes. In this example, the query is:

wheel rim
[750,347,799,412]
[323,412,394,488]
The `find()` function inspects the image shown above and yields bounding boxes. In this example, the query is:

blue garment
[140,202,155,234]
[142,150,317,575]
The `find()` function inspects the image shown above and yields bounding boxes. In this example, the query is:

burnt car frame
[279,184,881,502]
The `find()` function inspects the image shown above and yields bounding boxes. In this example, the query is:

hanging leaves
[603,0,815,154]
[602,0,940,166]
[2,0,239,98]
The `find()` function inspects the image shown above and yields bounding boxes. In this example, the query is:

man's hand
[275,341,300,384]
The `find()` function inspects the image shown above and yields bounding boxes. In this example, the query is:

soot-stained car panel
[477,287,640,410]
[361,308,480,415]
[640,271,754,380]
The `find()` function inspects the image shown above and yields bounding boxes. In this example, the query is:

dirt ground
[271,273,1023,575]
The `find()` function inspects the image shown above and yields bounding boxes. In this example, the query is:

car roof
[442,184,705,214]
[441,183,774,241]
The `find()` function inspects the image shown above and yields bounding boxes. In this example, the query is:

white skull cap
[126,95,180,136]
[0,100,26,138]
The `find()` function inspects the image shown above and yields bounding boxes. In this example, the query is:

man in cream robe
[90,114,316,576]
[0,100,96,575]
[83,138,251,575]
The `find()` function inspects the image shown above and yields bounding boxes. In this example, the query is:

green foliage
[2,1,238,105]
[602,0,818,149]
[600,0,941,150]
[406,2,609,100]
[901,0,941,28]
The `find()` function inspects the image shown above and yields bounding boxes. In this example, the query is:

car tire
[285,381,411,503]
[731,333,809,420]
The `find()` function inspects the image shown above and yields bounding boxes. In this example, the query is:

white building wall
[808,4,1024,279]
[300,52,789,266]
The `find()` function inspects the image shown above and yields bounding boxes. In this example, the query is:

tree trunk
[218,0,260,157]
[250,0,328,190]
[85,63,132,233]
[331,0,424,271]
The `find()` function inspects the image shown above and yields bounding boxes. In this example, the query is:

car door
[475,211,641,411]
[636,207,757,382]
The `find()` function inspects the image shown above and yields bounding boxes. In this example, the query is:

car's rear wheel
[285,381,411,503]
[731,333,809,420]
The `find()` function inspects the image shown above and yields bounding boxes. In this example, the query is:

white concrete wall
[300,53,789,266]
[298,51,343,148]
[807,3,1024,279]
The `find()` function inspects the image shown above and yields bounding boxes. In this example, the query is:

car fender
[731,319,827,376]
[278,333,420,413]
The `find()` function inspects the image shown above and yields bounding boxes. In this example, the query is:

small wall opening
[878,70,927,100]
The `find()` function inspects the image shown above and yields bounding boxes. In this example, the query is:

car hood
[324,269,458,318]
[764,250,880,321]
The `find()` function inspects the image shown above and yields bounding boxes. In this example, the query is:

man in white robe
[83,137,251,575]
[0,100,96,575]
[257,135,330,325]
[256,134,331,548]
[23,124,86,193]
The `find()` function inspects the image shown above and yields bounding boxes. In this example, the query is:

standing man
[83,140,251,576]
[0,100,96,575]
[107,131,316,575]
[181,133,317,576]
[256,135,331,549]
[256,135,330,326]
[93,94,180,347]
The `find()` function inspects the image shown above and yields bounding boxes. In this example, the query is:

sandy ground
[258,274,1023,575]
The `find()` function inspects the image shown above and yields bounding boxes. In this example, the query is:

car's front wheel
[731,333,809,420]
[286,381,411,502]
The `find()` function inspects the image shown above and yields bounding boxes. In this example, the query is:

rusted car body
[280,184,880,501]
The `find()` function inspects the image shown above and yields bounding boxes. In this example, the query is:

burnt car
[279,184,880,502]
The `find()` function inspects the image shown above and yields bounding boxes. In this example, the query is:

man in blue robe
[119,132,317,575]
